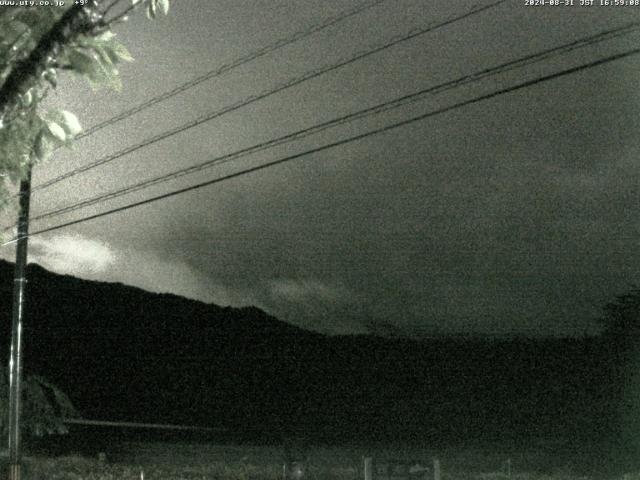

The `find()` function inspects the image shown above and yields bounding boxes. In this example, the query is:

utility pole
[0,5,109,480]
[7,169,32,480]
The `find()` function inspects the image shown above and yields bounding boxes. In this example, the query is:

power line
[62,418,226,432]
[31,0,507,193]
[5,46,638,246]
[25,20,640,225]
[77,0,389,139]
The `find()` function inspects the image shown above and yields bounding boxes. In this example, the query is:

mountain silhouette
[0,260,627,451]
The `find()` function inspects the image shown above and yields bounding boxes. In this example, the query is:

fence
[283,456,441,480]
[363,457,440,480]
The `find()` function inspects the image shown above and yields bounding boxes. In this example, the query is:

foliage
[14,444,624,480]
[24,455,285,480]
[0,0,169,214]
[0,366,77,438]
[599,286,640,338]
[0,0,170,442]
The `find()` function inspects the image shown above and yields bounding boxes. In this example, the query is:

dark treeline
[0,260,637,461]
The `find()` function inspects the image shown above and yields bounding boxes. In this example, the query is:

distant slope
[0,260,322,431]
[0,260,622,446]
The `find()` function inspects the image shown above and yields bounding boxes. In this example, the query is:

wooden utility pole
[7,170,32,480]
[0,5,95,480]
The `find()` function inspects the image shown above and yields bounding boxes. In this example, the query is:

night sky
[2,0,639,337]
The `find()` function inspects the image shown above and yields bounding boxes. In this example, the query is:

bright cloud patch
[263,278,367,335]
[26,235,239,308]
[114,250,237,307]
[269,278,350,303]
[29,234,116,276]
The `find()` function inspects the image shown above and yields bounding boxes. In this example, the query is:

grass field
[12,439,640,480]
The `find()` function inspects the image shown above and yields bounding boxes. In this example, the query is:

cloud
[24,233,242,309]
[269,278,350,304]
[253,277,370,335]
[110,249,238,307]
[29,234,116,277]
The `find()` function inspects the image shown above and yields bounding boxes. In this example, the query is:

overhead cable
[77,0,389,139]
[5,46,637,245]
[27,20,640,224]
[31,0,507,193]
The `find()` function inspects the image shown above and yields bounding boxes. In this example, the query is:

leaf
[93,45,114,66]
[46,121,66,142]
[34,130,53,162]
[21,90,32,107]
[106,42,133,62]
[15,9,52,34]
[43,68,57,88]
[42,110,82,142]
[45,110,82,141]
[147,0,157,19]
[111,75,123,91]
[102,45,121,65]
[0,20,30,46]
[68,49,98,76]
[58,110,82,137]
[158,0,170,15]
[102,61,122,91]
[94,30,116,42]
[68,48,121,91]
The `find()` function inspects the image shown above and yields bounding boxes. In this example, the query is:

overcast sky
[2,0,640,337]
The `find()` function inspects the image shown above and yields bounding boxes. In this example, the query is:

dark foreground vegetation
[9,441,640,480]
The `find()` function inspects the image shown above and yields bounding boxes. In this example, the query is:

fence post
[363,457,373,480]
[433,458,440,480]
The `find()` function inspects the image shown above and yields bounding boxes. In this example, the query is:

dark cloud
[12,1,640,337]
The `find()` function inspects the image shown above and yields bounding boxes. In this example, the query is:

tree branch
[0,1,101,122]
[100,0,122,18]
[102,0,148,26]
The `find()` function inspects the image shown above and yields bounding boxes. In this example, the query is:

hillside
[0,260,627,449]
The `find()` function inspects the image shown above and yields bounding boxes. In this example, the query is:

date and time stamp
[0,0,638,12]
[525,0,640,6]
[2,0,639,8]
